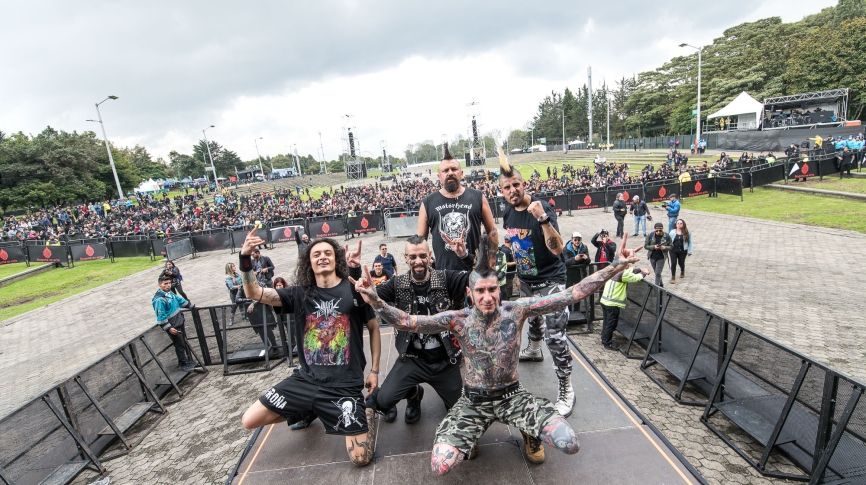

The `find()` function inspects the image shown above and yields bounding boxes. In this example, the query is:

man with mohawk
[498,153,575,417]
[417,143,499,272]
[352,234,640,475]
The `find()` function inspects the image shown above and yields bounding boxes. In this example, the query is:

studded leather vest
[393,269,462,363]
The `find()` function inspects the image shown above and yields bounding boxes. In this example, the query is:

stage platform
[227,327,704,485]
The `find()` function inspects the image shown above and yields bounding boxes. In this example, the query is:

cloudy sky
[0,0,835,163]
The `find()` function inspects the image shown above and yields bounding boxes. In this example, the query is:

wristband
[239,253,254,272]
[538,216,551,225]
[370,370,380,375]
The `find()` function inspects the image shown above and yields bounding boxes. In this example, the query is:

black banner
[232,228,268,248]
[788,160,818,180]
[70,243,109,262]
[541,195,568,214]
[605,186,643,206]
[751,164,786,186]
[715,177,743,197]
[0,246,26,265]
[347,214,381,235]
[644,183,679,203]
[270,225,304,244]
[309,220,345,238]
[29,245,66,263]
[111,240,152,258]
[570,191,605,210]
[151,239,166,257]
[191,232,232,253]
[817,157,840,177]
[681,178,714,198]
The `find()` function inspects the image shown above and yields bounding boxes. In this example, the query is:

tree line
[512,0,866,146]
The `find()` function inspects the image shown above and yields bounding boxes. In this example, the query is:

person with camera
[612,193,627,237]
[663,194,680,231]
[645,222,672,287]
[591,230,616,270]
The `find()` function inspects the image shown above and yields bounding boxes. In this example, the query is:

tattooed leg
[539,417,580,454]
[346,409,377,466]
[430,442,464,476]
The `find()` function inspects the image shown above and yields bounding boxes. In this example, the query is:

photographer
[644,223,672,287]
[591,230,616,270]
[663,194,680,231]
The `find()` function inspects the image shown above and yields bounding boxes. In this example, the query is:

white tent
[134,179,161,194]
[707,91,764,130]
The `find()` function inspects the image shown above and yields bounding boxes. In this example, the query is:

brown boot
[680,270,684,279]
[670,277,676,284]
[521,431,545,464]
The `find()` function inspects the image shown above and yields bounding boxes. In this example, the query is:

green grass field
[784,176,866,194]
[0,263,48,280]
[0,256,163,322]
[683,187,866,233]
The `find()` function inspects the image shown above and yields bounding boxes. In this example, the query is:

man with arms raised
[351,234,471,429]
[352,236,639,475]
[237,231,381,467]
[417,143,499,271]
[499,159,575,417]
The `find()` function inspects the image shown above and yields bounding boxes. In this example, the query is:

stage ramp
[227,327,703,485]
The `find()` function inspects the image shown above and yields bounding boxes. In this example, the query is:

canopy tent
[707,92,764,130]
[134,179,161,194]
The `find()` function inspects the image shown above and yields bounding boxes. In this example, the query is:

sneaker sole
[525,453,545,464]
[518,356,544,362]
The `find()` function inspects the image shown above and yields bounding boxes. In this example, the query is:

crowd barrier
[0,323,206,485]
[609,281,866,483]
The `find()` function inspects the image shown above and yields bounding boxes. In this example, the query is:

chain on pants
[519,282,572,376]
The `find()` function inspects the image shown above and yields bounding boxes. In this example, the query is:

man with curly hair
[237,232,381,467]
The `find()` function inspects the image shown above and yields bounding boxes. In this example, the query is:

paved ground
[3,196,866,484]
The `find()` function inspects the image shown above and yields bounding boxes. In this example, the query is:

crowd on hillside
[0,148,796,243]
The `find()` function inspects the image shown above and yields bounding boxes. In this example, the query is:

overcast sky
[0,0,836,163]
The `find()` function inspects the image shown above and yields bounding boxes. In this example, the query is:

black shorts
[259,370,368,436]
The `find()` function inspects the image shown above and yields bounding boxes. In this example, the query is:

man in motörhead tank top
[417,143,499,272]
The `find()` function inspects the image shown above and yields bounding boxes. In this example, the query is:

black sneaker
[603,342,621,351]
[180,361,196,372]
[405,385,424,424]
[383,406,398,423]
[289,411,318,430]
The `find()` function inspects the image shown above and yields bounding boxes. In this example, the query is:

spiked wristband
[239,253,254,272]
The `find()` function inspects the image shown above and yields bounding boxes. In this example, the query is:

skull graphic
[332,397,362,430]
[439,211,467,251]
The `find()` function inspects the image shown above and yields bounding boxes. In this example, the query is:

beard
[411,265,428,281]
[443,178,460,193]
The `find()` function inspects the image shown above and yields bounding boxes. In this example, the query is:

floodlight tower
[342,115,366,181]
[588,66,593,145]
[466,101,485,166]
[318,131,327,173]
[380,140,390,173]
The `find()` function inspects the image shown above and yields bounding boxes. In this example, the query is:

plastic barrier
[191,231,232,253]
[28,245,68,264]
[269,225,303,244]
[681,178,714,198]
[109,239,152,259]
[385,216,420,239]
[0,244,27,266]
[644,181,680,203]
[165,238,194,261]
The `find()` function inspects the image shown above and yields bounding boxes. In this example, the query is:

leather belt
[462,383,521,403]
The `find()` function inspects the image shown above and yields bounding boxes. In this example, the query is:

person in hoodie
[152,275,198,371]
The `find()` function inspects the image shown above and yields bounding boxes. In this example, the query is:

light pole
[606,95,611,150]
[254,137,265,180]
[680,43,703,145]
[202,125,218,187]
[92,96,123,199]
[556,108,565,153]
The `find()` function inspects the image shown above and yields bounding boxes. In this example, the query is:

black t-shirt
[276,280,374,386]
[422,188,484,271]
[376,270,468,362]
[672,234,685,253]
[650,234,665,261]
[502,197,567,285]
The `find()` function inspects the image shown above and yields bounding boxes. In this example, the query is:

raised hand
[345,240,363,268]
[350,265,381,307]
[241,228,264,255]
[441,229,468,258]
[527,200,545,219]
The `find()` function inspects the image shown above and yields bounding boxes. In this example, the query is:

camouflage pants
[520,282,572,376]
[433,386,560,456]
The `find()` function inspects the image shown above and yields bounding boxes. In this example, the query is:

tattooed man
[500,164,575,417]
[238,230,381,467]
[352,235,639,475]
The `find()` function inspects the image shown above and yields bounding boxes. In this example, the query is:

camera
[661,201,669,208]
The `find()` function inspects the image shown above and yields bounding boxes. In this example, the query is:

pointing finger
[357,239,362,253]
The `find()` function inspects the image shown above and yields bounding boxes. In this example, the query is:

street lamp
[254,137,265,180]
[555,108,565,153]
[92,96,123,199]
[202,125,218,187]
[680,43,703,146]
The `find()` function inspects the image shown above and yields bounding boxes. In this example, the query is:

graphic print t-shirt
[276,280,374,386]
[502,197,567,285]
[422,188,483,271]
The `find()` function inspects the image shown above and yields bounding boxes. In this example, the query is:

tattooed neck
[472,306,500,326]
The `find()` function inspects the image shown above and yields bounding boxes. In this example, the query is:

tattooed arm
[480,197,499,258]
[351,265,457,334]
[513,254,638,321]
[239,229,283,306]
